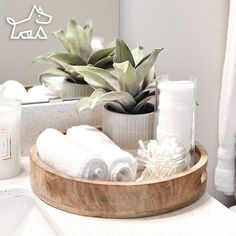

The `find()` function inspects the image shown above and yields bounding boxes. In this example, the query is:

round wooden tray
[30,143,208,218]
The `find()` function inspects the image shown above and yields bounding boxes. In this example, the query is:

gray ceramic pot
[102,104,154,150]
[63,80,94,98]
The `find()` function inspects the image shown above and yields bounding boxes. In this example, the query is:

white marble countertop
[1,156,236,236]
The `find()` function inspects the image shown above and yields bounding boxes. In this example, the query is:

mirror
[0,0,119,104]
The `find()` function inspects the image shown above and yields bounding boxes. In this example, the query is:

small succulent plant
[33,20,115,84]
[68,39,163,114]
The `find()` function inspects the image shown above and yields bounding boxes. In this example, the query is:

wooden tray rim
[30,142,208,186]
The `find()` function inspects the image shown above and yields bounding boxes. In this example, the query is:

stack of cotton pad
[156,80,195,153]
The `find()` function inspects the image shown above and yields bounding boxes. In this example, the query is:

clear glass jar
[137,139,187,181]
[0,98,21,179]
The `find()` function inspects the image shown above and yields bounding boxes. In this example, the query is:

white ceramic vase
[102,105,154,150]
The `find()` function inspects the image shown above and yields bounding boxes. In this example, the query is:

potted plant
[68,39,163,149]
[33,19,115,98]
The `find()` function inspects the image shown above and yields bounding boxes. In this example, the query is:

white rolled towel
[66,126,137,181]
[36,128,108,180]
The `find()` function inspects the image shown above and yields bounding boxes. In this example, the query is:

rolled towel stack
[67,126,137,181]
[156,80,195,153]
[36,128,108,180]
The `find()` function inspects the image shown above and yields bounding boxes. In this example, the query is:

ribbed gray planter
[63,80,94,98]
[102,105,154,150]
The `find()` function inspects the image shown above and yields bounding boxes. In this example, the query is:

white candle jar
[0,99,21,179]
[155,78,196,166]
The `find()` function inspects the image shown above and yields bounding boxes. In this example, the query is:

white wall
[120,0,233,205]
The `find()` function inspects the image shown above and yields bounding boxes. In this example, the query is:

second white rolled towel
[66,126,137,181]
[36,128,109,180]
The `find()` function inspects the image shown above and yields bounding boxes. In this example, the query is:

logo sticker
[6,4,52,40]
[0,130,11,160]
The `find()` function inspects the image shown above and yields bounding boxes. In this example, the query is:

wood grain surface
[30,143,208,218]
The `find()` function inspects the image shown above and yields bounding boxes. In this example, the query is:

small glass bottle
[0,98,21,179]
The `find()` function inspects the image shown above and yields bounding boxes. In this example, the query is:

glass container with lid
[137,139,187,181]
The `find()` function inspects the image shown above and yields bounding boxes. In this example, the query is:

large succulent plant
[33,20,115,84]
[68,39,163,114]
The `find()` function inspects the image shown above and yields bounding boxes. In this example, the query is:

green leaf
[83,20,93,39]
[53,30,71,52]
[38,68,69,84]
[113,61,140,97]
[53,19,93,60]
[76,97,91,112]
[68,66,120,90]
[132,96,153,114]
[66,20,84,55]
[77,88,136,113]
[96,90,136,109]
[33,53,53,64]
[131,46,144,66]
[105,102,128,113]
[77,97,127,114]
[66,20,93,59]
[88,47,115,65]
[94,56,114,69]
[51,53,87,65]
[143,80,156,91]
[76,88,135,113]
[114,39,135,67]
[33,52,87,69]
[87,88,108,108]
[136,48,163,83]
[81,71,117,91]
[142,66,155,89]
[134,90,149,103]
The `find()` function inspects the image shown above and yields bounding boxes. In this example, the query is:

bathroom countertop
[1,156,236,236]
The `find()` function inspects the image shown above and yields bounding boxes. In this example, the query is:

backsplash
[21,101,102,156]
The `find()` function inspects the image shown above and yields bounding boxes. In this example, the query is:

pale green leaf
[132,96,154,113]
[94,56,113,68]
[88,47,115,65]
[141,80,156,95]
[38,68,69,84]
[142,66,155,89]
[66,20,93,59]
[131,46,144,66]
[76,88,135,113]
[104,102,128,113]
[53,20,93,60]
[92,90,136,109]
[81,71,117,91]
[114,39,135,67]
[33,52,87,69]
[53,30,70,52]
[83,20,93,39]
[113,61,140,97]
[68,66,120,90]
[136,48,163,83]
[76,97,91,112]
[77,89,107,112]
[33,53,54,64]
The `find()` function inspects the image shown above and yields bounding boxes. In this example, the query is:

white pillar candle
[156,80,195,154]
[0,99,21,179]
